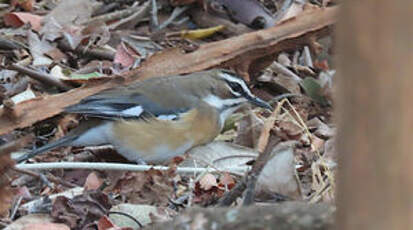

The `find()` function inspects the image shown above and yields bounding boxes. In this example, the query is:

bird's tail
[16,135,78,163]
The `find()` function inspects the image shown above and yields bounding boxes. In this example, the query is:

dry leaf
[11,0,34,11]
[111,170,174,205]
[27,30,54,66]
[199,173,218,191]
[84,172,103,191]
[218,173,235,189]
[43,0,95,26]
[256,143,301,199]
[4,12,43,31]
[114,43,140,68]
[51,190,112,229]
[183,141,257,170]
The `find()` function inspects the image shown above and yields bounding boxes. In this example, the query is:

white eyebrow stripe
[121,106,143,116]
[218,72,245,85]
[218,72,255,98]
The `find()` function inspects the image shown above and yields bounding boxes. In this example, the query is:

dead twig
[6,64,72,91]
[158,6,189,30]
[11,167,76,188]
[85,4,140,25]
[256,99,286,152]
[109,0,151,30]
[150,0,159,29]
[57,41,115,61]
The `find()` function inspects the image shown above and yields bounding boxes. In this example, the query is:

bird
[17,69,272,164]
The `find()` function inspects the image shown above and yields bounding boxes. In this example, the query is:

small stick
[12,167,76,188]
[158,6,189,30]
[86,5,140,25]
[57,41,115,61]
[109,0,151,30]
[150,0,159,29]
[6,64,72,91]
[256,99,287,152]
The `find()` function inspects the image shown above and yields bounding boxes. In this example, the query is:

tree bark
[336,1,413,230]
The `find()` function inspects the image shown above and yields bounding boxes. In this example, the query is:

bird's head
[200,69,273,112]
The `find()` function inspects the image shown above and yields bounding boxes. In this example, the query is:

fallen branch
[147,202,335,230]
[0,6,338,135]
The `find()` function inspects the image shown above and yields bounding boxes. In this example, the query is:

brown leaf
[4,12,43,31]
[111,170,175,205]
[114,43,140,68]
[97,216,115,230]
[218,173,235,189]
[97,215,130,230]
[277,120,303,140]
[51,190,112,229]
[11,0,34,12]
[84,172,103,191]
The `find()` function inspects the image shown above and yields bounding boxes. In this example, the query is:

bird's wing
[64,87,190,120]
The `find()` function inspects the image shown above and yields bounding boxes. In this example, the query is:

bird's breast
[110,107,221,163]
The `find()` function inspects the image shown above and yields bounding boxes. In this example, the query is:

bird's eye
[230,82,243,93]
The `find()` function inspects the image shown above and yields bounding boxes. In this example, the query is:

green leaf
[70,72,103,80]
[300,77,328,106]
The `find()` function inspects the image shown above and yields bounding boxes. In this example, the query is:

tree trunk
[336,1,413,229]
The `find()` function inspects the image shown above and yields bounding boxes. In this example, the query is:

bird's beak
[247,96,273,111]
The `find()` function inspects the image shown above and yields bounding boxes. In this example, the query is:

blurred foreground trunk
[336,1,413,229]
[146,202,334,230]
